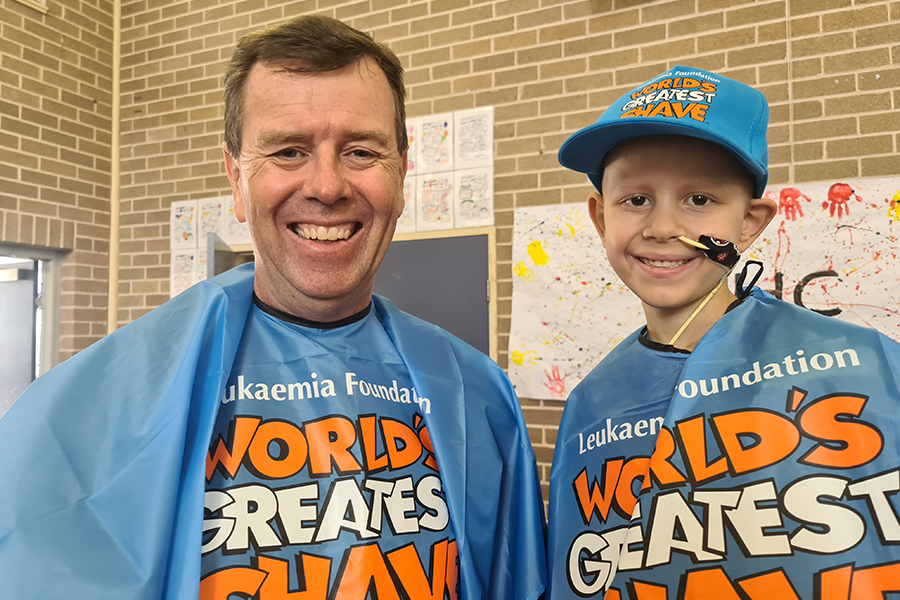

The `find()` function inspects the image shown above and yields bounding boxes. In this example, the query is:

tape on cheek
[696,234,741,269]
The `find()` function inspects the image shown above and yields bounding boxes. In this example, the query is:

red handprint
[823,183,862,218]
[768,187,811,221]
[543,365,566,399]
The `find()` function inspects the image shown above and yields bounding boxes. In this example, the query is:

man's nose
[302,152,350,204]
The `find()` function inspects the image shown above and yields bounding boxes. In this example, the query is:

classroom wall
[4,0,899,497]
[0,0,114,359]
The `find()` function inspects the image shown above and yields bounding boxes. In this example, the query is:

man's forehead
[252,56,388,86]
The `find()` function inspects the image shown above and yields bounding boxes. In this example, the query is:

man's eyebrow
[256,132,311,148]
[345,130,393,147]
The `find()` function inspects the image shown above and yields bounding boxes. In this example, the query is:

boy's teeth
[641,258,689,268]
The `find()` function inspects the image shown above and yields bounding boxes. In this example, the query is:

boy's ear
[738,194,778,251]
[587,192,607,243]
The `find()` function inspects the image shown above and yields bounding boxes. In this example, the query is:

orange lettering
[737,569,799,599]
[682,77,700,88]
[681,567,743,600]
[649,102,675,118]
[815,564,851,600]
[629,581,667,599]
[386,540,448,600]
[359,415,389,473]
[418,423,439,471]
[333,543,400,600]
[699,81,717,93]
[247,420,309,479]
[382,418,423,470]
[604,589,622,600]
[199,567,266,600]
[712,410,800,475]
[675,415,727,485]
[648,427,688,487]
[657,78,673,89]
[258,554,331,599]
[446,540,459,600]
[574,461,623,525]
[797,394,883,469]
[206,416,261,482]
[850,561,900,599]
[305,416,363,476]
[689,104,709,122]
[615,457,650,518]
[672,102,696,119]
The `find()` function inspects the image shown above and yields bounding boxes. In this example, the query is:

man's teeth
[295,226,352,241]
[640,258,690,268]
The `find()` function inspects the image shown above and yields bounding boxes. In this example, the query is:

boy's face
[589,135,775,315]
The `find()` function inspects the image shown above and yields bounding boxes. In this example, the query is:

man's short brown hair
[224,15,407,158]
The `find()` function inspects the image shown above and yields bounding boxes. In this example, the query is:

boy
[547,65,900,599]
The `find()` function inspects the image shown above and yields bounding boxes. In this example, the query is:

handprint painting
[508,177,899,401]
[739,177,898,338]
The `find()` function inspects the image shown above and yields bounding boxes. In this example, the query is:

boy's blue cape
[548,288,900,599]
[0,263,546,600]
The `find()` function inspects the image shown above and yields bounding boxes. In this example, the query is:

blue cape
[0,263,547,600]
[548,288,900,599]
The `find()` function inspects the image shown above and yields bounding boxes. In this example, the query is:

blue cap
[558,65,769,198]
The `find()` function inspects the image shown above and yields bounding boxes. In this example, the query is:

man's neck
[642,285,738,352]
[253,285,373,325]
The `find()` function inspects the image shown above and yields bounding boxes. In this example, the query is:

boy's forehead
[602,135,755,192]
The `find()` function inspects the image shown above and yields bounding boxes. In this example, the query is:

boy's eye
[624,195,651,207]
[687,194,712,206]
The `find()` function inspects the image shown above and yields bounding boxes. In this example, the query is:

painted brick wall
[0,0,114,359]
[118,0,900,497]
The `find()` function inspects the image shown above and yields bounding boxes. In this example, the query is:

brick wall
[5,0,898,496]
[0,0,113,359]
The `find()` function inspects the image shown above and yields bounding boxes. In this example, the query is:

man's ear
[738,194,778,251]
[223,144,247,223]
[587,192,607,244]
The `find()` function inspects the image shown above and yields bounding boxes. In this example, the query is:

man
[0,16,547,600]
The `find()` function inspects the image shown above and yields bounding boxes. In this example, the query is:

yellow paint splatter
[511,349,537,366]
[513,261,534,283]
[527,240,550,266]
[889,189,900,222]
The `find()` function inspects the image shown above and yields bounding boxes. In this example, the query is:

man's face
[225,58,407,321]
[589,135,759,317]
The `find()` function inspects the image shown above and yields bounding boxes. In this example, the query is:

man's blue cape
[0,263,547,600]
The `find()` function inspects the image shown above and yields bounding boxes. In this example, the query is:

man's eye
[276,148,299,158]
[350,149,375,159]
[688,194,712,206]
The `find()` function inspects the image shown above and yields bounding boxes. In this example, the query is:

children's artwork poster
[170,250,197,298]
[454,168,494,228]
[454,107,493,170]
[508,177,900,401]
[396,177,417,234]
[198,196,223,240]
[415,113,454,174]
[508,203,644,401]
[216,194,251,247]
[405,119,418,176]
[170,200,197,250]
[417,175,454,232]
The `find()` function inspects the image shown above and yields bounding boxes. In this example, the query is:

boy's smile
[589,135,775,347]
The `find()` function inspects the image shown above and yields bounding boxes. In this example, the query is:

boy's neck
[642,285,738,352]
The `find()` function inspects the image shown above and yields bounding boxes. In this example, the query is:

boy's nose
[301,153,351,205]
[641,203,683,242]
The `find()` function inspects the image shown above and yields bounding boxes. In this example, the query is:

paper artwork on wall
[170,250,198,298]
[406,120,418,176]
[508,203,643,402]
[216,194,251,247]
[417,175,454,231]
[454,107,493,170]
[396,177,417,234]
[508,177,900,401]
[169,200,197,250]
[454,168,494,228]
[415,112,454,174]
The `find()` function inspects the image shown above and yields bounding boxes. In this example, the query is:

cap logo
[620,74,719,123]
